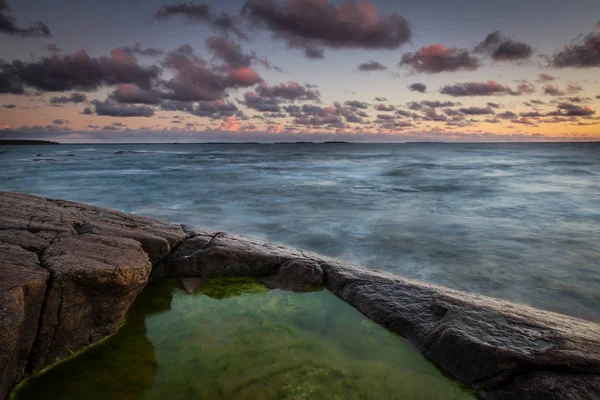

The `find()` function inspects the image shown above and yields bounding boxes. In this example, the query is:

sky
[0,0,599,142]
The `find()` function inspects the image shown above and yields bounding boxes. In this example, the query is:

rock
[180,278,204,294]
[260,259,324,291]
[157,230,303,279]
[333,277,600,398]
[486,372,600,400]
[29,234,151,370]
[0,244,48,400]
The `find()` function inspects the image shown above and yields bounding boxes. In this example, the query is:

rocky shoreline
[1,191,599,399]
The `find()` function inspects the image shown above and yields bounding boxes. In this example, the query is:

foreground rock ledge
[1,192,599,400]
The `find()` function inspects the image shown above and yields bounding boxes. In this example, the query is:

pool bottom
[11,278,478,400]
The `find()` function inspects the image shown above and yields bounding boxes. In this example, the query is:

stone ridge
[0,192,187,399]
[1,191,599,400]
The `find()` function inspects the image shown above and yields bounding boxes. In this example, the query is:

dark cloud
[92,99,155,117]
[50,92,88,105]
[118,43,164,57]
[458,106,495,115]
[376,114,395,120]
[474,31,533,61]
[374,96,387,101]
[358,61,387,71]
[407,100,457,110]
[111,84,161,105]
[344,100,369,109]
[0,0,51,37]
[160,45,262,102]
[3,104,16,108]
[0,49,161,94]
[537,73,555,82]
[205,35,253,67]
[192,100,241,118]
[242,92,281,111]
[487,102,501,109]
[440,81,516,97]
[543,85,565,96]
[242,0,411,58]
[497,111,518,119]
[408,82,426,93]
[154,2,248,40]
[52,119,70,125]
[551,32,600,68]
[255,81,320,101]
[400,44,480,73]
[554,102,595,116]
[242,81,320,112]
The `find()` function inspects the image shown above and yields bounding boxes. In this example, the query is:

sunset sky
[0,0,599,142]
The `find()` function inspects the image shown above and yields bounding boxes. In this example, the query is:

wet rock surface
[1,191,599,399]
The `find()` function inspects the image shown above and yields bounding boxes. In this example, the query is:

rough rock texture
[0,244,48,400]
[260,259,324,291]
[322,262,600,399]
[154,227,304,279]
[2,192,600,400]
[0,191,186,397]
[29,234,151,370]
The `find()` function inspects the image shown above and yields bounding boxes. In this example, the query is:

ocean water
[11,278,477,400]
[1,142,599,322]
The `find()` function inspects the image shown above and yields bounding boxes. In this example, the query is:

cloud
[192,100,241,118]
[205,35,253,67]
[375,103,395,111]
[440,81,524,97]
[497,111,517,119]
[357,61,387,71]
[3,104,16,108]
[407,100,457,110]
[537,73,555,82]
[242,81,320,111]
[242,0,411,58]
[0,49,161,94]
[45,44,61,54]
[458,107,494,115]
[0,0,51,37]
[543,84,565,96]
[50,92,88,105]
[567,82,582,93]
[474,31,533,61]
[551,32,600,68]
[92,99,155,117]
[255,81,320,101]
[111,84,161,105]
[52,119,70,125]
[487,102,501,109]
[374,96,387,101]
[344,100,369,109]
[516,81,535,94]
[408,82,426,93]
[400,44,480,73]
[554,102,595,117]
[154,2,248,40]
[118,43,164,57]
[160,45,262,102]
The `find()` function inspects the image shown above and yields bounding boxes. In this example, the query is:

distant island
[324,141,350,144]
[0,140,59,145]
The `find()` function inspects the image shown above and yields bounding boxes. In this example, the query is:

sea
[1,142,599,323]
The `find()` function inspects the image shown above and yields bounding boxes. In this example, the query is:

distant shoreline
[0,140,59,145]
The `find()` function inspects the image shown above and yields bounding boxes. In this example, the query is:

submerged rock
[1,191,599,400]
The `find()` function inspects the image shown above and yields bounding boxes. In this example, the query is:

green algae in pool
[12,278,477,400]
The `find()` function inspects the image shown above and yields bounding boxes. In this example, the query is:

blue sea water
[1,142,599,322]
